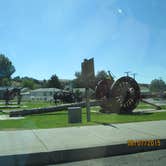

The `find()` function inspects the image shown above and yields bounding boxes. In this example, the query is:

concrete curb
[0,139,166,166]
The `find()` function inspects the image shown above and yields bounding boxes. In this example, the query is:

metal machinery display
[95,76,140,114]
[9,58,161,117]
[9,74,162,117]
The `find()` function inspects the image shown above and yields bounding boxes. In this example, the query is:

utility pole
[124,71,131,77]
[131,73,137,80]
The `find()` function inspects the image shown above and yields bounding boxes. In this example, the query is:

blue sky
[0,0,166,83]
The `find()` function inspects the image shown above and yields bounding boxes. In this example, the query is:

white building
[21,91,31,101]
[21,88,61,101]
[30,88,61,101]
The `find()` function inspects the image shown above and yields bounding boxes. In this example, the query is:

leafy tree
[41,79,48,88]
[73,70,112,88]
[150,79,166,92]
[0,54,15,78]
[0,78,11,86]
[95,70,109,82]
[72,72,83,88]
[13,76,21,82]
[60,79,71,90]
[21,79,35,89]
[0,54,15,86]
[47,74,62,88]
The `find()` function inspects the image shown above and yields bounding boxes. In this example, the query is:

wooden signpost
[81,58,95,122]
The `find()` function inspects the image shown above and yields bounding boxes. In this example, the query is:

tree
[13,76,21,82]
[0,78,11,86]
[73,70,112,88]
[95,70,109,82]
[47,74,62,88]
[60,79,71,90]
[150,79,166,92]
[41,79,48,88]
[72,71,83,88]
[21,79,35,89]
[0,54,15,78]
[0,54,15,86]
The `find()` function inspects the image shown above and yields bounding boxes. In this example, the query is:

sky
[0,0,166,83]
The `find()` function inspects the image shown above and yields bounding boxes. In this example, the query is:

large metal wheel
[95,79,113,99]
[110,76,140,113]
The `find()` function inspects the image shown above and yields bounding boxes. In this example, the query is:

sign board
[81,58,95,88]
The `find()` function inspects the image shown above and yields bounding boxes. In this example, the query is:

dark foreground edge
[0,139,166,166]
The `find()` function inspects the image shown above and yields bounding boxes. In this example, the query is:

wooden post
[86,87,91,122]
[81,58,95,122]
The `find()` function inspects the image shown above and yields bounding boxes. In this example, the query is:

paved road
[54,149,166,166]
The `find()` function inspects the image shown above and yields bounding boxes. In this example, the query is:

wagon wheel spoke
[110,76,140,113]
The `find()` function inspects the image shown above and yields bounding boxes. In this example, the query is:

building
[139,85,151,98]
[29,88,61,101]
[21,91,31,101]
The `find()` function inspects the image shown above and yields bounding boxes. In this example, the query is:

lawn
[0,100,162,110]
[0,105,166,130]
[0,100,56,110]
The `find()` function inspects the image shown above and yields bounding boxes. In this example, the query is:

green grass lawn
[0,100,163,111]
[0,105,166,130]
[0,100,56,110]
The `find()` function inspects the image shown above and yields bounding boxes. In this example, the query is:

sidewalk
[0,120,166,165]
